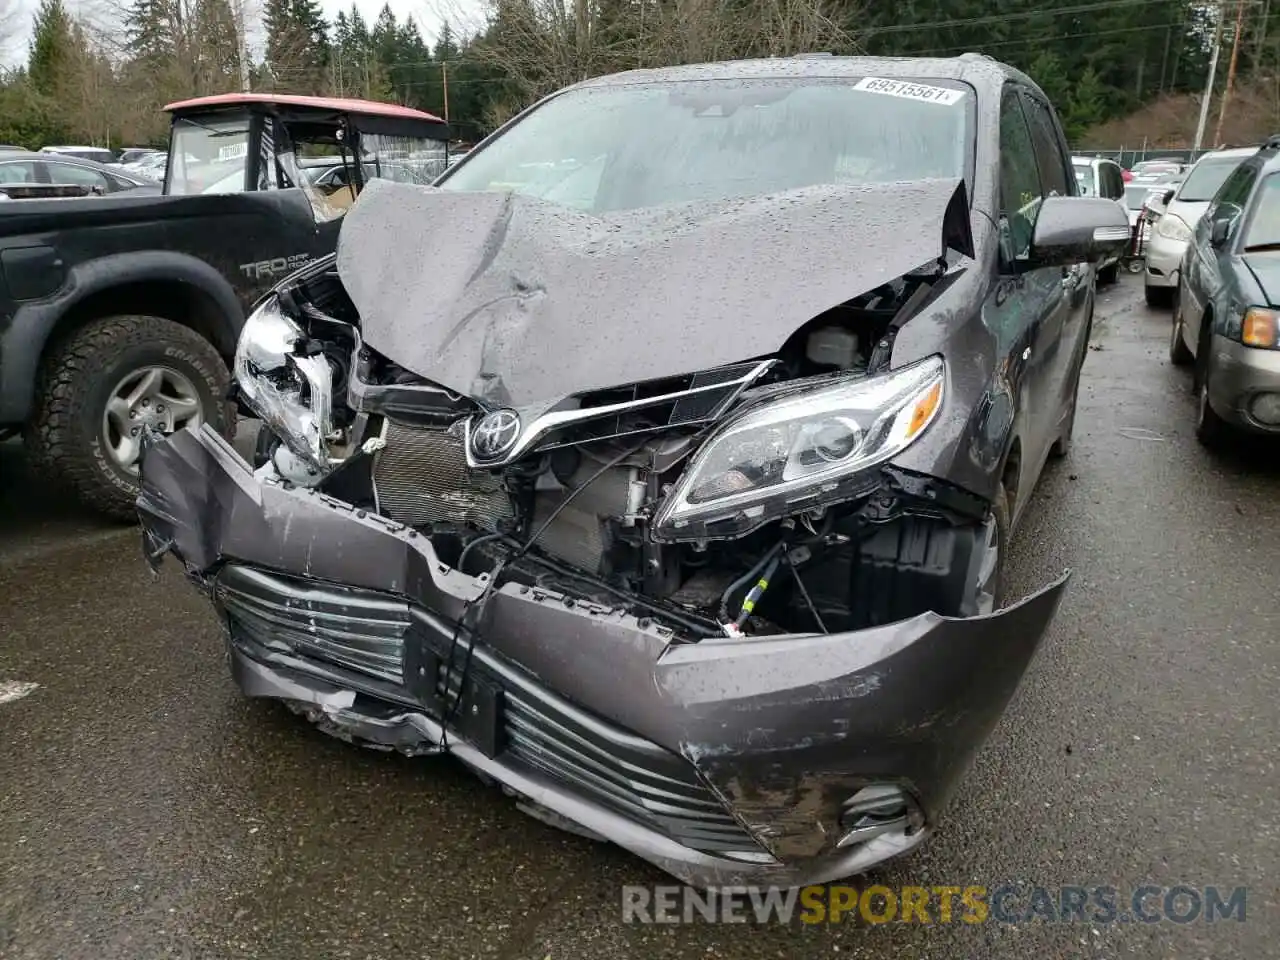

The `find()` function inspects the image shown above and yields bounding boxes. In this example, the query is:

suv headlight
[1155,214,1192,243]
[233,295,334,470]
[653,356,944,541]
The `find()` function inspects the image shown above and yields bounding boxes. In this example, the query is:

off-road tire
[1097,262,1119,286]
[24,315,230,522]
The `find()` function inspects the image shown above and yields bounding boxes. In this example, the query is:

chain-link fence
[1071,148,1218,168]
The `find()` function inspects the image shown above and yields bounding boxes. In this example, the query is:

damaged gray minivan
[137,55,1129,888]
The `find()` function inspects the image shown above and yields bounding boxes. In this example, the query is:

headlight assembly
[653,356,945,541]
[1155,214,1192,243]
[233,295,334,471]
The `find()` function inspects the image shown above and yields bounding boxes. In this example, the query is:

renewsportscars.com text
[621,884,1247,925]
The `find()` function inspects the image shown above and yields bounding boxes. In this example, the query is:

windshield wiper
[1244,242,1280,252]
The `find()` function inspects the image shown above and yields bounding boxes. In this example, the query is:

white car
[1072,155,1128,283]
[1143,146,1255,307]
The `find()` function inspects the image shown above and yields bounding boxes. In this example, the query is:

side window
[46,162,109,191]
[1021,93,1072,200]
[998,87,1042,261]
[0,161,39,184]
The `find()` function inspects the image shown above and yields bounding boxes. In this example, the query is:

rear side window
[998,87,1041,259]
[1020,93,1072,199]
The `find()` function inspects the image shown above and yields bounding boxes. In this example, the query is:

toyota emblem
[470,409,522,461]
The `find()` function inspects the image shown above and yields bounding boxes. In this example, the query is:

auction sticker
[853,77,964,105]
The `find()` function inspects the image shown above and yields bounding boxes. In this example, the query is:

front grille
[372,419,513,530]
[217,564,760,856]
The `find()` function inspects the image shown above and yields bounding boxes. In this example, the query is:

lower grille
[372,420,513,530]
[218,564,760,857]
[216,565,409,684]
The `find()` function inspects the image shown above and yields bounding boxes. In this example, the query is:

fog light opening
[1249,392,1280,426]
[836,784,915,849]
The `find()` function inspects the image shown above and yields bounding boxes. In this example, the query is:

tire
[1194,357,1232,449]
[976,481,1011,614]
[1097,262,1119,286]
[1145,284,1174,308]
[1169,295,1194,366]
[25,315,231,522]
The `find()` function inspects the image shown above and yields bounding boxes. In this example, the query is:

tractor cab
[160,93,449,223]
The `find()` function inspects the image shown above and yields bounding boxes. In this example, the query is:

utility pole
[1213,0,1248,146]
[1194,3,1225,153]
[442,60,450,124]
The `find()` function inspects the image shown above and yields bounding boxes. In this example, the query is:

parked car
[137,53,1128,890]
[39,145,117,165]
[117,147,159,165]
[1072,155,1127,282]
[1171,137,1280,446]
[0,149,158,195]
[1144,146,1256,306]
[0,93,449,520]
[1130,159,1183,178]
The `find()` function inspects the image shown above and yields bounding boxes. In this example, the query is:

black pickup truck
[0,93,448,519]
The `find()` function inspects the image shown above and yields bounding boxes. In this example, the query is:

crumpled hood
[337,177,969,411]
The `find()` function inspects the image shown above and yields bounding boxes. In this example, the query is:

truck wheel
[25,315,230,522]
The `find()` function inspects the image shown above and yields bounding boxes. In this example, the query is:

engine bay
[246,260,990,642]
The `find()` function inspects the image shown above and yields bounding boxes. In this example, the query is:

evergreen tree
[263,0,329,93]
[28,0,74,96]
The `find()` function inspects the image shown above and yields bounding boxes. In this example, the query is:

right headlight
[233,295,334,470]
[653,356,945,541]
[1155,214,1192,243]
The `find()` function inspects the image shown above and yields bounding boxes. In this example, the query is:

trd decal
[239,253,312,281]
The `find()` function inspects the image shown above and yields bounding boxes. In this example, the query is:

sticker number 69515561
[853,77,965,106]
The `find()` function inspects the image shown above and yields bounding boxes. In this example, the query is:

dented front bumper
[138,424,1069,889]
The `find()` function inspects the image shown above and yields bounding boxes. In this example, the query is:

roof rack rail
[792,51,834,58]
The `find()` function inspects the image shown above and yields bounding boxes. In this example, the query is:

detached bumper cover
[138,424,1070,888]
[1144,232,1185,287]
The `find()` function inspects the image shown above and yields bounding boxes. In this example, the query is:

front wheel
[1195,367,1232,449]
[1097,261,1119,286]
[1169,297,1194,366]
[25,315,231,521]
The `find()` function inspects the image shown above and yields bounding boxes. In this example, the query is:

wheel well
[47,280,235,363]
[1001,438,1022,510]
[1199,305,1214,349]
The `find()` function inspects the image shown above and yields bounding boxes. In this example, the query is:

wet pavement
[1,275,1277,959]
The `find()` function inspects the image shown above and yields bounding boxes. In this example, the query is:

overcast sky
[2,0,486,68]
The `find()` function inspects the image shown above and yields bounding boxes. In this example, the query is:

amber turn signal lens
[1242,308,1279,348]
[907,381,943,438]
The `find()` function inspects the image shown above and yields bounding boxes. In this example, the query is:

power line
[862,0,1188,37]
[906,12,1279,57]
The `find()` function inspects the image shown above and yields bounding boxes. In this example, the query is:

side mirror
[1028,195,1131,268]
[1162,188,1176,205]
[1210,217,1234,247]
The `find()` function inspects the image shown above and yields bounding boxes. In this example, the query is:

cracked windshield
[3,1,1277,959]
